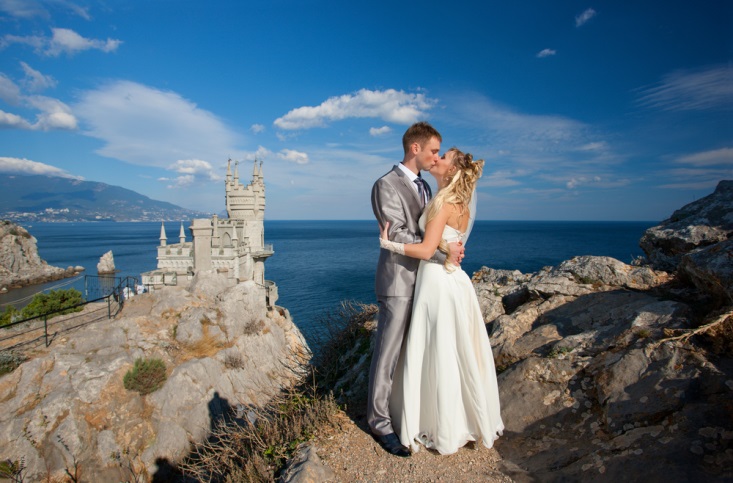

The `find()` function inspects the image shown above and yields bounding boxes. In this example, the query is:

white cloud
[0,72,76,130]
[167,159,221,185]
[75,80,242,167]
[1,28,121,56]
[674,147,733,167]
[637,65,733,111]
[537,48,556,58]
[251,123,265,133]
[0,74,23,104]
[369,126,392,136]
[0,109,32,128]
[20,62,56,92]
[162,174,196,189]
[278,149,309,164]
[46,28,121,56]
[566,176,602,190]
[274,88,437,130]
[0,0,90,20]
[575,8,597,27]
[0,156,81,178]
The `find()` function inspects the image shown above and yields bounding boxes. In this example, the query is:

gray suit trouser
[367,295,413,436]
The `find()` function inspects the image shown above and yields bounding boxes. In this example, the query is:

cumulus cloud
[278,149,309,164]
[536,48,556,58]
[0,71,76,130]
[274,88,437,130]
[1,28,121,56]
[74,80,241,168]
[251,123,265,133]
[575,8,597,27]
[369,126,392,136]
[0,156,81,178]
[636,65,733,111]
[168,159,221,183]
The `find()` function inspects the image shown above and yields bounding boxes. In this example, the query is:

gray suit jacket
[372,165,440,297]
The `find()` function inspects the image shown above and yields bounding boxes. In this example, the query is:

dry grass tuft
[180,325,230,361]
[177,369,340,482]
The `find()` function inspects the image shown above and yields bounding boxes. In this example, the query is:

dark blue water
[0,220,656,344]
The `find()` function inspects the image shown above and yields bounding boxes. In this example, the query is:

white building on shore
[141,159,277,307]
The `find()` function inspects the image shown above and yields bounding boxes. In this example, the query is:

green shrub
[20,288,85,321]
[0,305,20,327]
[123,358,167,395]
[0,350,26,377]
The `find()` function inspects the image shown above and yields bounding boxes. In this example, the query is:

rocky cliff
[0,270,308,480]
[0,220,83,292]
[473,180,732,482]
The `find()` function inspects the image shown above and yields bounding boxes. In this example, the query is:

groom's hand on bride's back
[448,241,464,266]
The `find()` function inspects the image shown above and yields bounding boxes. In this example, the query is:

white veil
[462,189,477,245]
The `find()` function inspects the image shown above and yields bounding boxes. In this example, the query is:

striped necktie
[414,177,427,208]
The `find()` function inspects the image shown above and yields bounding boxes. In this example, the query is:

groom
[369,121,463,457]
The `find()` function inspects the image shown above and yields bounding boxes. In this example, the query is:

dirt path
[313,409,513,482]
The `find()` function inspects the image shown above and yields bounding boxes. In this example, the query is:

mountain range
[0,174,210,222]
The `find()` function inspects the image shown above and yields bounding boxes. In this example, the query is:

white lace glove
[379,237,405,255]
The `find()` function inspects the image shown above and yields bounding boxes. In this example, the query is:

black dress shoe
[373,432,410,457]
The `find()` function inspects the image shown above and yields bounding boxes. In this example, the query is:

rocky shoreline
[0,220,84,294]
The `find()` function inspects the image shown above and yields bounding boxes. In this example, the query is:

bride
[379,147,504,455]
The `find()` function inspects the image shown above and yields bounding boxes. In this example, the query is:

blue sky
[0,0,730,221]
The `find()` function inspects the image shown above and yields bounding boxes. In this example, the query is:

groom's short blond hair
[402,122,442,154]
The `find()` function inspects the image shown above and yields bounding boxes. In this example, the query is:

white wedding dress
[390,212,504,455]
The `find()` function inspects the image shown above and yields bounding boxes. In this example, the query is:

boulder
[96,250,116,274]
[640,180,732,271]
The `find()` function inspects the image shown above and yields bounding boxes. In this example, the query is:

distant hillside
[0,174,210,222]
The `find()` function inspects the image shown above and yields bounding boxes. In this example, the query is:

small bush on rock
[123,358,167,395]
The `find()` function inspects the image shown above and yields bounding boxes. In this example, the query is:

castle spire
[233,161,239,183]
[179,222,186,244]
[159,222,167,247]
[226,159,232,183]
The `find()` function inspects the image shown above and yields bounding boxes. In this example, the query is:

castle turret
[179,222,186,244]
[160,222,167,247]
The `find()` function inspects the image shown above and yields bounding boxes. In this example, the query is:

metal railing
[0,276,139,351]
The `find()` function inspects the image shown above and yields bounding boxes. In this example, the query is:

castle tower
[159,222,167,247]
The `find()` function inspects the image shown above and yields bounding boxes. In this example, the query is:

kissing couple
[368,121,504,456]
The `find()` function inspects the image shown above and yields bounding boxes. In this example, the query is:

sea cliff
[0,220,84,293]
[0,270,308,480]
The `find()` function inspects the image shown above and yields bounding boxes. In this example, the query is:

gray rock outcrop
[0,269,308,480]
[0,220,83,292]
[96,250,116,274]
[475,181,733,482]
[640,180,732,272]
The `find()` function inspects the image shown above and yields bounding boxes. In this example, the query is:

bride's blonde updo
[424,147,484,269]
[425,147,484,226]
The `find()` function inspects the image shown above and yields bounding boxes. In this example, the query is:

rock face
[472,182,733,482]
[0,220,83,292]
[0,269,308,480]
[640,180,732,272]
[96,250,116,274]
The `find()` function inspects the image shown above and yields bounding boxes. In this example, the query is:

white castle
[141,159,278,307]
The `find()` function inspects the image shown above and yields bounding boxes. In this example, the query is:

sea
[0,220,656,347]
